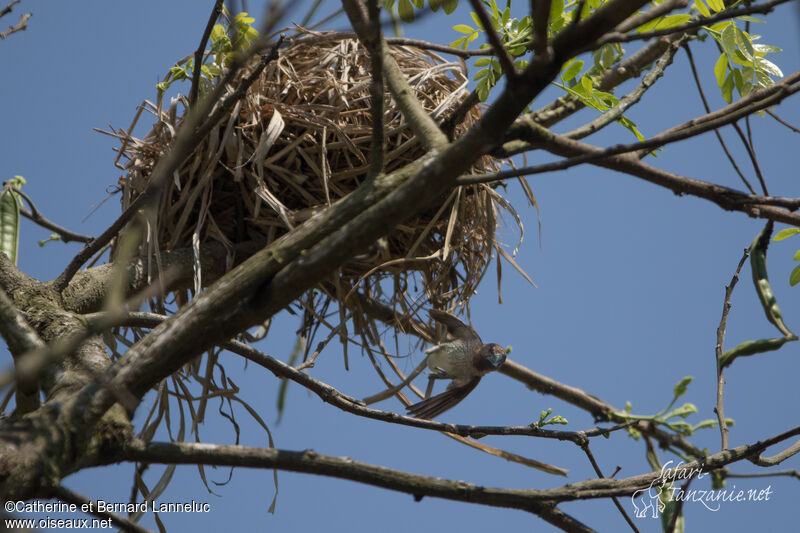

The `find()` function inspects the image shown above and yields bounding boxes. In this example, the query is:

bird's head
[474,343,507,373]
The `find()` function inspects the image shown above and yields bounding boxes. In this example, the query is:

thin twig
[715,249,749,451]
[51,485,153,533]
[468,0,518,80]
[740,115,768,195]
[300,0,324,27]
[365,0,385,179]
[666,476,691,533]
[766,109,800,134]
[749,439,800,466]
[580,441,641,533]
[683,43,756,194]
[565,35,687,140]
[189,0,224,107]
[0,9,29,39]
[0,0,20,19]
[12,187,93,243]
[459,124,800,226]
[726,469,800,480]
[593,0,793,47]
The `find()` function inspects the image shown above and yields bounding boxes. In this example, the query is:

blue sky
[2,1,799,532]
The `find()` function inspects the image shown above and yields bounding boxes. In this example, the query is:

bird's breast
[425,342,472,377]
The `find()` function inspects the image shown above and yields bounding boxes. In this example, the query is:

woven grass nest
[114,34,528,334]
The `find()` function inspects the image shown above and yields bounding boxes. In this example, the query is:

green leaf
[410,0,424,8]
[720,24,738,60]
[737,15,765,23]
[721,71,734,103]
[706,0,724,12]
[714,53,728,87]
[636,16,660,34]
[757,57,783,78]
[233,12,255,24]
[580,75,593,92]
[477,77,491,101]
[428,0,441,11]
[791,265,800,286]
[550,0,564,22]
[501,6,510,27]
[754,70,771,88]
[656,14,691,30]
[398,0,414,22]
[695,0,710,17]
[792,249,800,261]
[617,116,646,142]
[774,228,800,241]
[734,27,756,61]
[37,233,61,247]
[453,24,474,34]
[470,11,484,30]
[449,36,466,49]
[693,419,718,431]
[667,403,697,418]
[753,44,782,55]
[489,0,499,19]
[562,59,583,81]
[473,57,491,67]
[443,0,458,14]
[210,24,226,44]
[673,376,693,398]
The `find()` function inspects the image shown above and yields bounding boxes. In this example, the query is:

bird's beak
[488,352,506,369]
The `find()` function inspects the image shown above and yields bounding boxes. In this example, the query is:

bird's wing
[406,377,481,419]
[429,309,481,343]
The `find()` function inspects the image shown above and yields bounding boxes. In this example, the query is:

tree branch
[188,0,224,107]
[683,43,756,194]
[124,440,593,531]
[0,0,20,19]
[123,423,800,508]
[343,0,448,151]
[461,124,800,225]
[563,34,687,140]
[469,0,518,79]
[12,187,93,243]
[0,10,30,40]
[714,249,749,451]
[614,0,687,33]
[594,0,794,47]
[0,286,43,413]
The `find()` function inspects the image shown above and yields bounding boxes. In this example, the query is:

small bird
[406,309,507,419]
